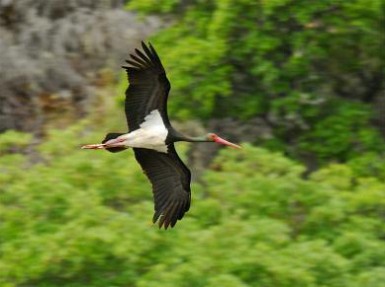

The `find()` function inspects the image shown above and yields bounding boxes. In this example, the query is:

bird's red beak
[213,136,241,149]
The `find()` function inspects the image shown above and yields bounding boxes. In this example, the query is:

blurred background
[0,0,384,286]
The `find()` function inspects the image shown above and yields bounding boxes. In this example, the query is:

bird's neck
[180,135,209,143]
[170,129,209,143]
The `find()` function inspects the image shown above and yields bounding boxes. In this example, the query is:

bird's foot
[81,138,126,150]
[81,143,106,149]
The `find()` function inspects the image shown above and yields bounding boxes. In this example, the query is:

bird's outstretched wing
[133,145,191,229]
[122,42,171,132]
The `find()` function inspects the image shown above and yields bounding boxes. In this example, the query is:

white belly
[119,110,168,153]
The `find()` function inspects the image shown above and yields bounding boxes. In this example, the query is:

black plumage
[122,42,191,229]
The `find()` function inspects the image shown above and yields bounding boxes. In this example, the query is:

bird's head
[206,133,241,149]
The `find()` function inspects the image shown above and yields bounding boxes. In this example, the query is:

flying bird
[82,42,241,229]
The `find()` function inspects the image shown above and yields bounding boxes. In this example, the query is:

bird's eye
[208,133,217,140]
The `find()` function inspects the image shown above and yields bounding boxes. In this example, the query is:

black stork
[82,42,241,229]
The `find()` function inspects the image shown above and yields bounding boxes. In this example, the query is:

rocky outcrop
[0,0,161,133]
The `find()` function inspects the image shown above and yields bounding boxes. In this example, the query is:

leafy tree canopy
[1,125,384,286]
[127,0,385,166]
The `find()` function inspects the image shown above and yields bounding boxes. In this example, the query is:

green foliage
[127,0,180,14]
[0,131,32,195]
[128,0,384,118]
[1,125,384,286]
[297,101,384,162]
[1,1,384,285]
[0,130,32,155]
[126,0,385,166]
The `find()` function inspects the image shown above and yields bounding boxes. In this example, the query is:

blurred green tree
[1,129,384,286]
[1,1,384,286]
[127,0,385,168]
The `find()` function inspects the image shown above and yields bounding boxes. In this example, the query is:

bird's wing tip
[141,41,149,50]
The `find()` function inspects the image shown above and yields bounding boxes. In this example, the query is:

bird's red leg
[81,138,126,150]
[81,143,106,149]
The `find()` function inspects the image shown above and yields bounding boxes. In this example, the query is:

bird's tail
[102,133,127,153]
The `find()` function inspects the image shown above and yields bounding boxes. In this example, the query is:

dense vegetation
[1,0,384,286]
[128,0,385,170]
[1,123,385,286]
